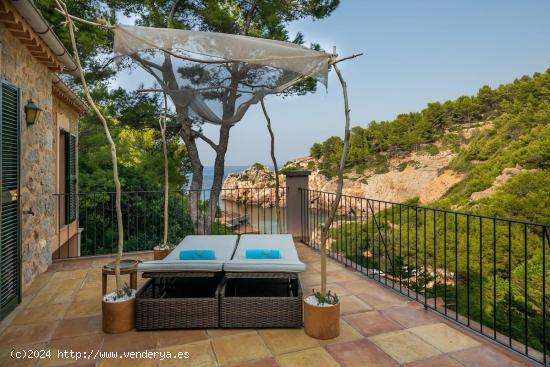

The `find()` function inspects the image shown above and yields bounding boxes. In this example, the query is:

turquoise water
[185,165,248,191]
[187,165,272,191]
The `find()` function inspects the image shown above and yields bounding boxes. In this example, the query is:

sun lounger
[138,235,238,273]
[220,234,304,328]
[223,234,306,273]
[136,235,238,330]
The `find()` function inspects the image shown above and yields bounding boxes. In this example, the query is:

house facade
[0,0,85,319]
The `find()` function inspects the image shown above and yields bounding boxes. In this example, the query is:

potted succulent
[153,243,173,260]
[102,284,136,333]
[303,59,351,340]
[304,289,340,339]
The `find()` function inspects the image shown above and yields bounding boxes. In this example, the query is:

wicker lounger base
[220,273,303,328]
[136,278,219,330]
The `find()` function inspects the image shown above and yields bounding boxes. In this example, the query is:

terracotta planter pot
[102,296,135,333]
[153,247,170,260]
[303,297,340,339]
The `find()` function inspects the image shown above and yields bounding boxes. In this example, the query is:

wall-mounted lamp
[24,99,42,125]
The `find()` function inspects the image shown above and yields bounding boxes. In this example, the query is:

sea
[185,165,255,191]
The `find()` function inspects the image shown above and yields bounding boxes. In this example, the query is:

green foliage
[251,162,265,170]
[397,160,420,172]
[324,201,549,352]
[36,0,118,83]
[310,68,550,181]
[311,289,339,305]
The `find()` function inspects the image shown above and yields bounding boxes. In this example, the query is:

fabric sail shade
[112,25,332,126]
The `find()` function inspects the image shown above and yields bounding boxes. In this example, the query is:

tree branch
[190,129,218,150]
[331,53,364,66]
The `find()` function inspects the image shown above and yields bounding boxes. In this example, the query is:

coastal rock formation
[222,150,464,212]
[221,164,286,207]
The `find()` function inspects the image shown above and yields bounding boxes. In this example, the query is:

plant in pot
[56,0,132,334]
[102,284,136,333]
[303,59,352,340]
[153,93,174,260]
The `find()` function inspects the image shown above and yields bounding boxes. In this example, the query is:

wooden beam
[0,2,64,72]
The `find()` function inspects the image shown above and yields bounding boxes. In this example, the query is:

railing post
[284,170,310,240]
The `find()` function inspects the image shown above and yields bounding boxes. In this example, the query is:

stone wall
[0,23,79,288]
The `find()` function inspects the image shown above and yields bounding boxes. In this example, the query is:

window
[62,130,76,223]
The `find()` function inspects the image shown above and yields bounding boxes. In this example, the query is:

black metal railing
[53,187,286,259]
[299,188,549,365]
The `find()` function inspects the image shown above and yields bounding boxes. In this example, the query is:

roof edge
[11,0,78,75]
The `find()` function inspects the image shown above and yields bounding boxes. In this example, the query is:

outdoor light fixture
[24,99,42,125]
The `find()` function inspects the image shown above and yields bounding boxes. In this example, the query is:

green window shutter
[64,132,76,223]
[0,81,21,320]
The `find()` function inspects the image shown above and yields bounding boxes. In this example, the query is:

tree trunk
[320,63,352,296]
[178,115,204,234]
[261,99,281,233]
[206,124,231,234]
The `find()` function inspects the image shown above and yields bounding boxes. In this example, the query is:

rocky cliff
[222,149,465,212]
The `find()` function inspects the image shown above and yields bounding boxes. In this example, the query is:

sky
[114,0,550,166]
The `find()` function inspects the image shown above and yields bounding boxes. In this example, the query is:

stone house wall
[0,22,80,288]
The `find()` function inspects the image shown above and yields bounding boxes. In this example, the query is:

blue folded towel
[179,249,216,260]
[245,248,281,259]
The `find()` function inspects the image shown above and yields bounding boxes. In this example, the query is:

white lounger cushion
[224,234,306,273]
[138,235,238,272]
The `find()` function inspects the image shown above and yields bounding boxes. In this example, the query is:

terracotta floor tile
[318,320,363,346]
[357,290,409,310]
[51,316,102,339]
[206,328,254,338]
[12,303,69,325]
[309,260,345,273]
[404,354,464,367]
[102,330,158,353]
[340,279,380,295]
[276,347,339,367]
[211,331,270,366]
[408,323,480,353]
[0,322,57,345]
[158,340,215,367]
[27,287,77,307]
[51,269,89,281]
[339,295,373,315]
[450,345,531,367]
[369,330,441,364]
[230,357,278,367]
[326,338,398,367]
[97,358,156,367]
[0,246,541,367]
[326,270,363,283]
[343,311,402,337]
[156,329,208,348]
[381,306,440,328]
[299,273,322,288]
[64,300,102,319]
[74,287,100,302]
[40,334,103,366]
[260,328,319,354]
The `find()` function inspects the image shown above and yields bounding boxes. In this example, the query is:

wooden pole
[56,0,124,291]
[260,98,281,233]
[319,48,353,296]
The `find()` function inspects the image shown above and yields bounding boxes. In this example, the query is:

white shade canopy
[112,25,332,125]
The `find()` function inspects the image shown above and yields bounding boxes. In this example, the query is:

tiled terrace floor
[0,242,537,367]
